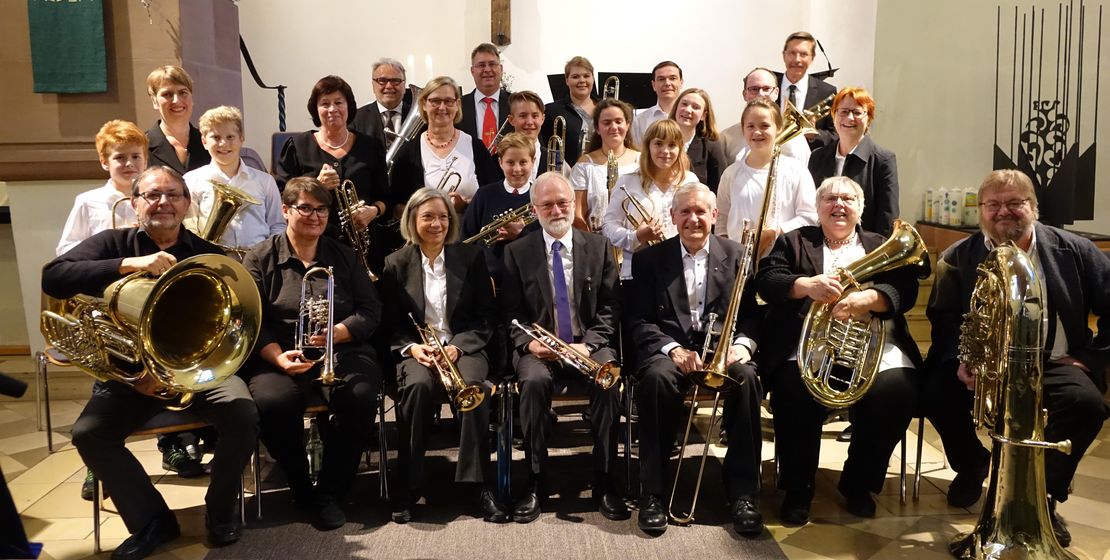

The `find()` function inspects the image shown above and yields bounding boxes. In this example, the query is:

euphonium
[384,85,425,171]
[511,319,619,389]
[409,313,485,412]
[40,254,262,408]
[547,116,567,173]
[949,243,1075,560]
[335,178,380,281]
[462,203,536,246]
[797,219,929,408]
[297,266,342,386]
[619,185,658,246]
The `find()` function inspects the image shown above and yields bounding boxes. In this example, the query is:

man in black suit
[774,31,837,151]
[350,58,416,149]
[628,182,764,535]
[500,171,628,523]
[459,43,512,150]
[924,169,1110,547]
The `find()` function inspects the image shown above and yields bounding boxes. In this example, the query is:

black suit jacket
[687,136,728,193]
[501,228,620,353]
[350,90,416,146]
[146,121,210,175]
[380,243,497,356]
[925,223,1110,381]
[773,72,838,151]
[808,136,899,236]
[387,134,503,207]
[628,235,759,358]
[540,98,595,170]
[754,226,924,375]
[458,89,511,143]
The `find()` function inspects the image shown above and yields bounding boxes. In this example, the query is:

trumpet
[602,76,620,100]
[409,313,485,412]
[547,116,566,173]
[436,155,462,193]
[511,319,620,390]
[462,203,536,246]
[297,266,342,386]
[335,178,379,281]
[618,185,659,246]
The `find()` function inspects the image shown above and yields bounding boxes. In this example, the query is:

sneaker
[162,444,205,478]
[80,469,95,501]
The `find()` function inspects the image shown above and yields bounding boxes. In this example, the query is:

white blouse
[569,153,640,230]
[602,170,698,279]
[716,154,817,240]
[420,130,480,200]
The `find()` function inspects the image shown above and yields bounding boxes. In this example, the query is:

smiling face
[201,122,243,168]
[673,92,707,130]
[316,91,349,131]
[743,69,779,103]
[742,106,779,155]
[470,51,503,96]
[817,183,863,237]
[151,81,193,122]
[532,175,574,238]
[283,192,329,240]
[782,38,815,83]
[648,135,681,171]
[423,84,460,127]
[499,147,534,189]
[101,143,147,192]
[671,188,717,248]
[133,170,190,233]
[834,96,870,147]
[372,64,405,110]
[507,100,544,140]
[414,197,451,248]
[651,65,683,106]
[978,182,1036,244]
[565,65,594,102]
[597,106,628,149]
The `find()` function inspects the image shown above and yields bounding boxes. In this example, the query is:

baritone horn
[199,179,262,258]
[297,266,342,386]
[409,313,485,412]
[511,320,619,389]
[797,219,929,408]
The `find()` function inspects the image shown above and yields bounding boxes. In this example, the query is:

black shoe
[480,488,510,523]
[110,509,180,560]
[312,495,346,531]
[779,492,811,526]
[81,469,95,502]
[205,514,241,547]
[162,444,204,478]
[512,490,541,523]
[841,489,877,518]
[836,425,853,443]
[637,494,667,534]
[947,465,988,508]
[731,496,764,535]
[718,427,729,446]
[391,489,414,524]
[1048,497,1071,547]
[598,491,631,520]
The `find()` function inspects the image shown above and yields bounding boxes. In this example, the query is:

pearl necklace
[318,129,349,150]
[824,234,855,247]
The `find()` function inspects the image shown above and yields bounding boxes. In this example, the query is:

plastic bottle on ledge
[924,189,934,222]
[938,188,950,225]
[949,188,963,226]
[963,189,978,226]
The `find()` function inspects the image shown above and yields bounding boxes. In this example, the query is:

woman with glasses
[754,176,922,527]
[390,76,502,216]
[241,176,383,531]
[569,98,640,232]
[808,87,899,237]
[668,88,727,193]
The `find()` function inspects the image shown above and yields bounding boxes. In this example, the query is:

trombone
[511,319,620,390]
[602,76,620,100]
[547,116,566,173]
[618,185,659,246]
[408,313,485,412]
[297,266,342,386]
[436,155,463,193]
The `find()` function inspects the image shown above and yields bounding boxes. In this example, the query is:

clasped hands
[668,344,750,374]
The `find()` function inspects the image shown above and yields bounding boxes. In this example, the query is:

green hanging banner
[27,0,108,93]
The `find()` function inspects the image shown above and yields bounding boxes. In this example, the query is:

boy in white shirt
[184,106,285,252]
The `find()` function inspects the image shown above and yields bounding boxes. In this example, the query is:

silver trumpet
[437,155,463,193]
[511,319,619,390]
[297,266,342,386]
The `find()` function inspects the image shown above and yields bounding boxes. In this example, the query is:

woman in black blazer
[668,87,727,192]
[755,176,924,527]
[379,187,502,524]
[540,56,599,173]
[808,87,899,236]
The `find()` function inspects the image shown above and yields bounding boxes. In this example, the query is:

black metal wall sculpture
[994,1,1102,226]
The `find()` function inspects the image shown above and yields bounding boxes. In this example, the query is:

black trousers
[513,348,621,479]
[394,352,492,492]
[636,353,763,501]
[770,361,917,501]
[71,378,258,532]
[245,351,381,503]
[924,360,1108,501]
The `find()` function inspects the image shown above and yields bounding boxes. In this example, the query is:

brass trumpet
[618,185,659,246]
[297,266,342,386]
[547,116,566,173]
[511,319,619,390]
[437,155,463,193]
[334,175,380,281]
[409,313,485,412]
[110,196,135,229]
[462,203,536,246]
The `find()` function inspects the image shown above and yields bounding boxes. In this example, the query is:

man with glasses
[352,58,417,148]
[773,31,837,151]
[720,67,810,164]
[924,169,1110,548]
[631,61,684,148]
[459,43,512,150]
[42,165,259,558]
[500,171,627,523]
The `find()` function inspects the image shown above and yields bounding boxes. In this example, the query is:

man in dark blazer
[500,171,627,523]
[808,134,899,236]
[350,58,416,149]
[459,43,512,149]
[628,182,764,535]
[774,31,837,151]
[924,169,1109,548]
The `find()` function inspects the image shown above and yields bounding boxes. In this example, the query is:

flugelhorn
[619,185,659,246]
[436,155,462,193]
[335,177,380,281]
[511,319,619,390]
[547,116,566,173]
[462,203,536,246]
[409,313,485,412]
[297,266,342,386]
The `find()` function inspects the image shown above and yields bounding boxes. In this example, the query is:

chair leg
[624,376,634,497]
[495,381,514,505]
[377,388,389,501]
[899,433,908,505]
[38,352,54,453]
[239,468,246,526]
[35,352,44,431]
[914,416,924,500]
[93,475,101,554]
[253,442,263,521]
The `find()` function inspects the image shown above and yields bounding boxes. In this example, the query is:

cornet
[618,185,659,246]
[409,313,485,412]
[297,266,342,386]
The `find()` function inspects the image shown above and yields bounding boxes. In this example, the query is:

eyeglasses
[744,85,777,95]
[472,62,501,70]
[820,194,859,205]
[426,97,458,107]
[535,199,573,212]
[979,198,1029,213]
[138,191,184,203]
[290,205,330,217]
[836,109,867,119]
[373,77,404,87]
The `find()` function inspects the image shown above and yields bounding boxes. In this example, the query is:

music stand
[545,72,656,110]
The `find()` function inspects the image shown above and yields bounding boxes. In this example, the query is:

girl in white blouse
[569,98,640,231]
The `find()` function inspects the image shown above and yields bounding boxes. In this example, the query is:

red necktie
[482,97,496,148]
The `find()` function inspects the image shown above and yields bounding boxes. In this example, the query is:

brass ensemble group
[37,32,1109,560]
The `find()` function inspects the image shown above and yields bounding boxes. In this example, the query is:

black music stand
[544,72,655,110]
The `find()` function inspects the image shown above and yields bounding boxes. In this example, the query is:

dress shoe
[637,494,668,534]
[598,491,631,520]
[161,443,204,478]
[480,488,510,523]
[779,492,811,526]
[80,468,95,501]
[841,489,877,518]
[836,425,853,443]
[512,490,541,523]
[312,494,346,531]
[205,514,242,547]
[947,464,989,508]
[110,509,180,560]
[730,497,764,535]
[1048,497,1071,547]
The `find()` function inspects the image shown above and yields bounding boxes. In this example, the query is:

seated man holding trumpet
[380,187,502,523]
[628,183,764,535]
[500,171,627,523]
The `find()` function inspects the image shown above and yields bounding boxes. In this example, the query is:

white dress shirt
[184,160,286,250]
[420,131,480,199]
[780,74,810,112]
[378,102,402,133]
[56,181,136,256]
[715,155,817,241]
[422,249,451,343]
[568,154,640,230]
[631,104,668,148]
[541,228,579,338]
[602,171,697,279]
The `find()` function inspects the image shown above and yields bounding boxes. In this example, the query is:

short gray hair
[371,58,406,80]
[815,176,865,213]
[672,182,716,211]
[399,187,459,245]
[530,171,573,204]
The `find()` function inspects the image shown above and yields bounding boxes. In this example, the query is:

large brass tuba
[949,243,1075,560]
[409,313,485,412]
[797,219,929,408]
[40,254,262,408]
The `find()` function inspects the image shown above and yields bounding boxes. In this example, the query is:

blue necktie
[552,240,573,342]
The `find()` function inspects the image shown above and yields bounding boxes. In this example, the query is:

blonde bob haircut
[417,76,463,125]
[399,187,459,245]
[198,106,244,137]
[146,65,194,97]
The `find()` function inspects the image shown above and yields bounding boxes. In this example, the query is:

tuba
[512,319,619,389]
[409,313,485,412]
[949,243,1075,560]
[797,219,929,408]
[40,254,262,408]
[297,266,342,386]
[334,177,380,282]
[462,203,536,246]
[199,180,261,258]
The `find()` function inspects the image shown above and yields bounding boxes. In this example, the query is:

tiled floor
[5,385,1110,559]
